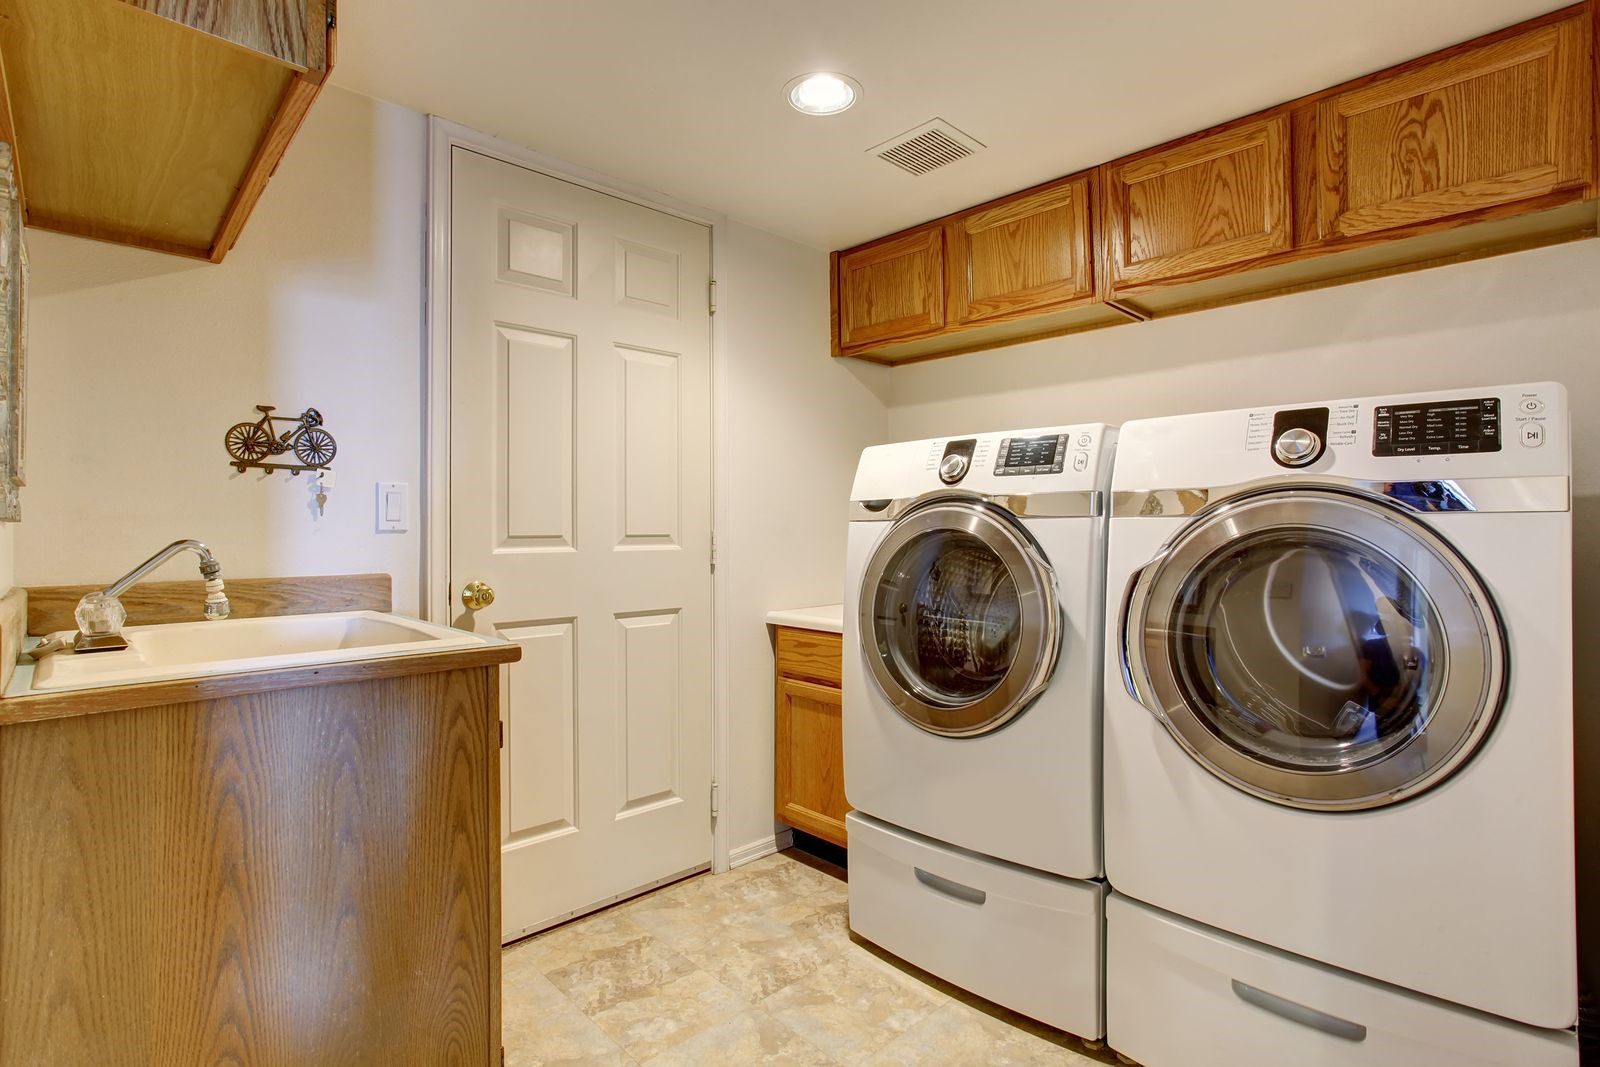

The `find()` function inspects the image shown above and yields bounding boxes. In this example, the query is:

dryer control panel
[1372,397,1501,457]
[994,433,1070,476]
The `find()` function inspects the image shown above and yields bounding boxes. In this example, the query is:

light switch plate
[377,481,408,532]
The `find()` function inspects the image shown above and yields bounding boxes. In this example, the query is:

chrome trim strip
[850,489,1103,521]
[1112,475,1569,517]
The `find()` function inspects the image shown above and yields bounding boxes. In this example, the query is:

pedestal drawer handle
[913,867,987,906]
[1231,980,1367,1042]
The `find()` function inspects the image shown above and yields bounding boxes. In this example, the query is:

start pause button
[1520,423,1544,448]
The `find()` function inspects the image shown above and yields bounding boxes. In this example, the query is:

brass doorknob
[460,580,496,611]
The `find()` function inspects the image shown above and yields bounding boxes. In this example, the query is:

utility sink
[27,611,485,693]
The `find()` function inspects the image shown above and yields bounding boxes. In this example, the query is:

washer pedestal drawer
[1107,893,1578,1067]
[846,812,1104,1038]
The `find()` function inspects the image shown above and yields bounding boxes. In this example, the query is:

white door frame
[424,116,734,874]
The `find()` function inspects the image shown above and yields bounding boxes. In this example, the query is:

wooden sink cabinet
[0,638,520,1067]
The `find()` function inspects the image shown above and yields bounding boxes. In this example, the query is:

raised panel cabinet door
[775,676,849,847]
[947,175,1094,325]
[1318,16,1593,239]
[1106,115,1292,288]
[837,225,945,350]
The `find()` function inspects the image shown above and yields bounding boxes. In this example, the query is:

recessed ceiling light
[785,72,861,116]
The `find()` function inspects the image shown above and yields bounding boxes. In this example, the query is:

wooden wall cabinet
[1105,116,1292,288]
[1317,17,1593,239]
[946,174,1095,325]
[834,225,945,352]
[831,3,1599,364]
[773,626,849,848]
[0,0,337,262]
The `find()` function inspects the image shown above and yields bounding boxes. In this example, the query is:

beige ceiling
[333,0,1561,251]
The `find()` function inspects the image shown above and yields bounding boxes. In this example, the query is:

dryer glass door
[1124,487,1506,810]
[861,500,1059,737]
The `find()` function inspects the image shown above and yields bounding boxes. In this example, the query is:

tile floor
[502,850,1116,1066]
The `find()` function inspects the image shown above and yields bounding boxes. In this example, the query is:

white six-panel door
[448,147,714,941]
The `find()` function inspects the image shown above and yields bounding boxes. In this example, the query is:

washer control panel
[994,433,1071,476]
[1372,396,1501,457]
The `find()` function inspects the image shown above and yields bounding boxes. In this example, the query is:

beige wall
[13,86,892,857]
[886,236,1600,1001]
[720,221,889,856]
[19,88,429,609]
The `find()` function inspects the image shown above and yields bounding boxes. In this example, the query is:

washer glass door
[861,499,1059,737]
[1125,487,1506,809]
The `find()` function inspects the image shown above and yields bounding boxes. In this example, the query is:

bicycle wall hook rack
[224,405,338,475]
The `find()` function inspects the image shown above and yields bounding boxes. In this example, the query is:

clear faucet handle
[75,591,127,637]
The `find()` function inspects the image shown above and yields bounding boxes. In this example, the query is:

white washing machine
[1102,383,1577,1066]
[843,424,1113,1038]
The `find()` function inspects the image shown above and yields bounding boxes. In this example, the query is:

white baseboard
[728,828,794,869]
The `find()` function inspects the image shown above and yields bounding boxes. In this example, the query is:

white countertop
[765,604,844,634]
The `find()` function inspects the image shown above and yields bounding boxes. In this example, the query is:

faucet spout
[74,540,230,651]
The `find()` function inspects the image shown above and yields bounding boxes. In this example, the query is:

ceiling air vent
[870,119,985,176]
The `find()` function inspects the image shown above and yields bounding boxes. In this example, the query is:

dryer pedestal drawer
[846,812,1104,1038]
[1107,894,1578,1067]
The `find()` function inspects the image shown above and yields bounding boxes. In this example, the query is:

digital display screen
[1373,397,1500,457]
[995,434,1066,475]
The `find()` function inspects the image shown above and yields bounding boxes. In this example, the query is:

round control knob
[1273,427,1322,467]
[460,580,496,611]
[938,453,969,484]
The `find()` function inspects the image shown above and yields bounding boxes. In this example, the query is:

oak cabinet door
[947,175,1095,325]
[1318,17,1593,239]
[775,676,849,847]
[836,225,945,350]
[1105,115,1292,288]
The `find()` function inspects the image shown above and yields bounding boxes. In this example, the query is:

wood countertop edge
[0,643,523,725]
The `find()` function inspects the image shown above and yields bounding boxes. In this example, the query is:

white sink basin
[27,611,485,693]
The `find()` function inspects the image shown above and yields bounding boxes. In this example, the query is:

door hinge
[709,532,718,573]
[708,279,717,316]
[326,0,337,29]
[499,720,504,749]
[710,779,720,819]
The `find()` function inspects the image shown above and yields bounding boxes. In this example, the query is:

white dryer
[1103,384,1576,1066]
[843,425,1113,1038]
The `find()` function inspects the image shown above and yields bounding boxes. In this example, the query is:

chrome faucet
[70,539,230,653]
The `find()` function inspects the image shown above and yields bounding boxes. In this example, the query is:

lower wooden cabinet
[774,626,849,847]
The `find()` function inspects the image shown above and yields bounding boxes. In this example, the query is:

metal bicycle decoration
[225,405,337,474]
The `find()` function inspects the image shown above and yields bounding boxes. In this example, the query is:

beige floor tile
[586,969,750,1062]
[866,1000,1100,1066]
[501,854,1104,1067]
[715,855,838,912]
[515,908,658,976]
[625,879,797,951]
[771,897,850,942]
[544,932,698,1016]
[761,948,942,1060]
[502,972,635,1067]
[633,1010,839,1067]
[677,921,841,1005]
